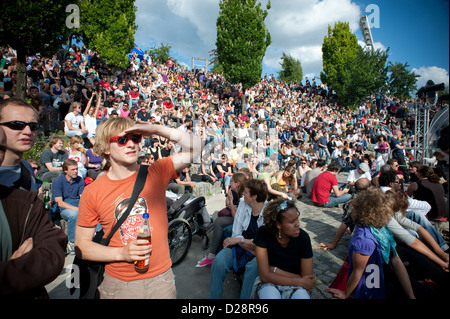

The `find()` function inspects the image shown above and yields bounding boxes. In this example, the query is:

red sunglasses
[110,134,142,146]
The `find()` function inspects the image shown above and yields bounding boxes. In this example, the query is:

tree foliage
[336,46,389,109]
[320,21,358,90]
[278,52,303,83]
[321,22,389,109]
[146,43,177,65]
[79,0,137,69]
[216,0,272,95]
[0,0,75,98]
[387,61,419,100]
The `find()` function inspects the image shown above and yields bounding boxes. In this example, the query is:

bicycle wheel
[168,219,192,266]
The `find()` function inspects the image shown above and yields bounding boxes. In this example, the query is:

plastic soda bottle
[134,213,151,273]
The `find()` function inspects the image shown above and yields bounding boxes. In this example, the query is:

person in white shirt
[331,145,343,160]
[347,162,372,188]
[64,102,88,138]
[83,93,101,146]
[114,83,125,98]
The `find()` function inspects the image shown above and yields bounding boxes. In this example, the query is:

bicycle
[167,193,214,266]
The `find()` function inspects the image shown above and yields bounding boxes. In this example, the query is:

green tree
[278,52,303,83]
[321,22,389,109]
[146,43,177,65]
[216,0,272,112]
[320,21,358,92]
[210,61,224,75]
[388,62,419,100]
[338,46,389,109]
[0,0,75,99]
[80,0,137,69]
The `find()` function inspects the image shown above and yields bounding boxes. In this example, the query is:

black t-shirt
[27,69,42,83]
[253,226,313,275]
[215,162,232,175]
[242,215,259,240]
[160,147,172,158]
[136,111,150,123]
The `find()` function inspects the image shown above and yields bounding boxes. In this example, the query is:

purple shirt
[86,149,102,166]
[348,226,385,299]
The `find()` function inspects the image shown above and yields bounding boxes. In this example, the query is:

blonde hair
[384,188,409,216]
[69,135,83,148]
[231,172,247,198]
[69,102,81,112]
[95,117,135,159]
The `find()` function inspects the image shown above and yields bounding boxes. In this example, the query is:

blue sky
[354,0,449,87]
[134,0,449,89]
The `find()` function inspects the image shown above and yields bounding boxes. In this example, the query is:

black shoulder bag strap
[72,165,149,299]
[99,164,148,246]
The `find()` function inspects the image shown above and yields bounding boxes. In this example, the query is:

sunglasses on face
[0,121,40,131]
[110,134,142,146]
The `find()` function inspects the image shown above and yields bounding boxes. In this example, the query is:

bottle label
[135,255,150,268]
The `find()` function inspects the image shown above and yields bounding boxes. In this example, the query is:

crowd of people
[0,42,448,299]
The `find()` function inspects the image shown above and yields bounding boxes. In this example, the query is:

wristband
[273,267,277,273]
[241,237,244,243]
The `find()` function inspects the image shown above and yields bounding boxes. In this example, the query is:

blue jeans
[222,224,233,240]
[335,158,350,172]
[129,98,139,107]
[216,174,232,188]
[319,148,330,163]
[209,247,259,299]
[405,211,449,251]
[324,193,352,208]
[65,130,87,138]
[53,198,79,243]
[258,283,310,299]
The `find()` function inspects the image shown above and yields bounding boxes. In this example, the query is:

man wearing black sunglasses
[0,98,39,191]
[0,125,67,298]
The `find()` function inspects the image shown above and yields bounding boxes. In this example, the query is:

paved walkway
[46,173,350,299]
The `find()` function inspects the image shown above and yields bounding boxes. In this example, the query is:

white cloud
[412,66,449,90]
[358,40,388,52]
[264,0,361,77]
[166,0,218,46]
[134,0,364,76]
[134,0,217,65]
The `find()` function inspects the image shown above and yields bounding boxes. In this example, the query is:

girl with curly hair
[327,188,394,299]
[252,198,315,299]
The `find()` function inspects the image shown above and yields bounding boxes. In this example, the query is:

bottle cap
[143,213,149,219]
